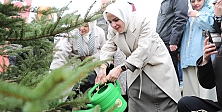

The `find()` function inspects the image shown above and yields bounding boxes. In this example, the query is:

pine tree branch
[5,17,94,41]
[0,81,33,101]
[0,1,108,111]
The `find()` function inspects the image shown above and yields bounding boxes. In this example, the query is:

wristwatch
[121,64,127,71]
[214,15,222,23]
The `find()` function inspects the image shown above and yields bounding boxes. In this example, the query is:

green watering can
[88,81,127,112]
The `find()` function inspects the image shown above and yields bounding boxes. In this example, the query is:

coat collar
[112,17,136,57]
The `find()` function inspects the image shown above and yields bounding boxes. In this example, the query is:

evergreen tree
[0,0,108,111]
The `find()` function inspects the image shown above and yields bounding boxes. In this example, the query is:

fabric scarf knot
[77,30,95,57]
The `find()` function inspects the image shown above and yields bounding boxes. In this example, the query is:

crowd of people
[50,0,222,111]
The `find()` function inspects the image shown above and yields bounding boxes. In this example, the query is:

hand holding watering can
[95,63,127,85]
[88,63,127,112]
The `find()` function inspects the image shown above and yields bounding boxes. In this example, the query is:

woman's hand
[214,0,222,17]
[95,64,107,85]
[170,45,178,51]
[106,65,122,82]
[189,10,199,17]
[202,37,218,65]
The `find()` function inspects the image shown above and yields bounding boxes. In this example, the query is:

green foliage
[0,1,107,111]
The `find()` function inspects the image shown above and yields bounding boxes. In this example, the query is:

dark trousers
[178,96,221,112]
[165,43,180,84]
[170,50,180,83]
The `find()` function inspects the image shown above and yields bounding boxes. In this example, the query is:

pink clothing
[131,4,136,11]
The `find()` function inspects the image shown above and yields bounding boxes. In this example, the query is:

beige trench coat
[100,13,181,103]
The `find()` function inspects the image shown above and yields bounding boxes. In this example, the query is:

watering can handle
[88,82,101,100]
[115,80,121,92]
[88,81,121,100]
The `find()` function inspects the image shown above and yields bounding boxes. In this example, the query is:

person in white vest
[50,21,106,101]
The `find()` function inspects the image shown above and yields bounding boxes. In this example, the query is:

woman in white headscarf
[50,21,106,99]
[95,1,181,112]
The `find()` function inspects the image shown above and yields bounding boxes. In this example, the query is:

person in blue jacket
[179,0,217,101]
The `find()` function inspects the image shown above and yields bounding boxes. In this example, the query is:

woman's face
[191,0,204,11]
[79,23,90,35]
[106,12,125,33]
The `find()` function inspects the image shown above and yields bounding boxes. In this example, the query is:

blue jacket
[180,0,215,69]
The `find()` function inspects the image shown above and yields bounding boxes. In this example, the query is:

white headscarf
[81,22,94,42]
[103,1,132,33]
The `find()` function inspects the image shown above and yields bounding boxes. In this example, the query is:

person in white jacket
[50,21,106,95]
[95,1,181,112]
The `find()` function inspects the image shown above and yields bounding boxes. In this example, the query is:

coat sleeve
[196,56,216,89]
[50,31,78,70]
[169,0,189,45]
[213,18,221,34]
[194,8,215,32]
